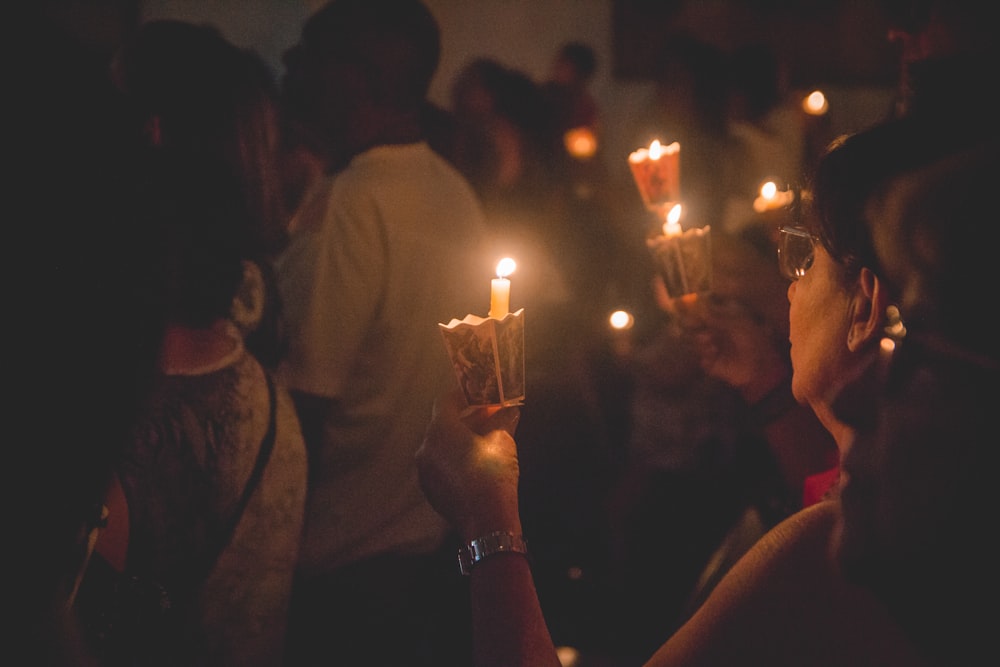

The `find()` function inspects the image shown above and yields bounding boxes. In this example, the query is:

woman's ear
[230,260,266,336]
[847,267,889,352]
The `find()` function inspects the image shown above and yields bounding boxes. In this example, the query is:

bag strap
[206,370,278,568]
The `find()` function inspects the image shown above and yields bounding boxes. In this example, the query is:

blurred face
[786,244,855,414]
[281,36,360,164]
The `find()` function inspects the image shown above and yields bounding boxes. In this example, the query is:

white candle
[490,257,516,318]
[662,203,683,237]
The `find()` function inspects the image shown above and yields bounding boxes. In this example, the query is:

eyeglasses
[778,225,817,281]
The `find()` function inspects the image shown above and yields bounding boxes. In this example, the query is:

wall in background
[135,0,896,180]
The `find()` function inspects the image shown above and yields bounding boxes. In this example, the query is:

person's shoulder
[717,500,838,595]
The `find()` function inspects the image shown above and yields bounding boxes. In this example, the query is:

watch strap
[458,531,528,575]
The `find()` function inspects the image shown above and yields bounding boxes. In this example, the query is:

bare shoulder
[647,501,925,666]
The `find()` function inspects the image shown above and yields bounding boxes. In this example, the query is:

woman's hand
[416,389,523,541]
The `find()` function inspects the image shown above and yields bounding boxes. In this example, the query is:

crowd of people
[16,0,999,665]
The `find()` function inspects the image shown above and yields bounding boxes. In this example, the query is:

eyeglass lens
[778,227,815,281]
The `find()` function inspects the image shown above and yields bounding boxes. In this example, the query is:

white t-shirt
[277,142,491,572]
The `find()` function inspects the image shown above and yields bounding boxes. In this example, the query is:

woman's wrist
[461,500,522,543]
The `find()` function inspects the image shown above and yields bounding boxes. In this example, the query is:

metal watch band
[458,531,528,575]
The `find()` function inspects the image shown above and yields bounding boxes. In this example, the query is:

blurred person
[881,0,997,119]
[7,9,166,665]
[542,41,600,141]
[720,43,808,235]
[73,150,307,667]
[626,32,731,230]
[833,139,1000,666]
[112,19,292,370]
[414,114,988,666]
[276,1,491,664]
[70,22,309,666]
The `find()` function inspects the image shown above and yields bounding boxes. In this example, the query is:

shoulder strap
[210,370,278,561]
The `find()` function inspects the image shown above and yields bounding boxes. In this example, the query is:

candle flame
[564,127,598,159]
[609,310,634,330]
[803,90,829,116]
[496,257,517,278]
[648,139,662,159]
[663,204,682,236]
[760,181,778,200]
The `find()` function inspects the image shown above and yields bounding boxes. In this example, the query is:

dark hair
[872,142,1000,358]
[559,42,597,81]
[301,0,440,111]
[115,19,287,258]
[806,115,989,287]
[139,149,251,329]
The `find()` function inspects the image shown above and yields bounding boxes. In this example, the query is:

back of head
[838,142,1000,664]
[807,114,992,285]
[301,0,440,111]
[557,41,597,84]
[138,148,252,330]
[114,19,287,256]
[869,142,1000,361]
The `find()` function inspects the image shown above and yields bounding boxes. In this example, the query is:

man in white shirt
[277,2,491,664]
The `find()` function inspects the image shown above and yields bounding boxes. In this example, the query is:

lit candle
[753,180,795,213]
[609,310,634,331]
[564,127,598,160]
[628,139,681,213]
[662,203,683,237]
[802,90,828,116]
[490,257,516,318]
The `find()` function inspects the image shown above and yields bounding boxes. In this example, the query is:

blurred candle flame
[609,310,634,330]
[753,180,794,212]
[564,127,597,159]
[663,203,682,236]
[802,90,829,115]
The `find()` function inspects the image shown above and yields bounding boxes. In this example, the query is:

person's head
[551,41,597,88]
[832,142,1000,663]
[113,19,287,258]
[726,43,783,124]
[782,116,979,427]
[138,148,254,331]
[281,0,440,167]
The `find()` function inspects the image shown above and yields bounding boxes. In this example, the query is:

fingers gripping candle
[490,257,516,318]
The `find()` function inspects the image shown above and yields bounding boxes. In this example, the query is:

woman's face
[787,244,855,414]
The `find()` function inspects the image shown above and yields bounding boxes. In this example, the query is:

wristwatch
[458,531,529,575]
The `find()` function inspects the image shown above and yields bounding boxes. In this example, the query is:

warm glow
[753,181,794,213]
[880,337,896,354]
[609,310,634,330]
[649,139,663,159]
[802,90,829,116]
[564,127,598,159]
[628,139,680,163]
[496,257,516,278]
[663,203,682,236]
